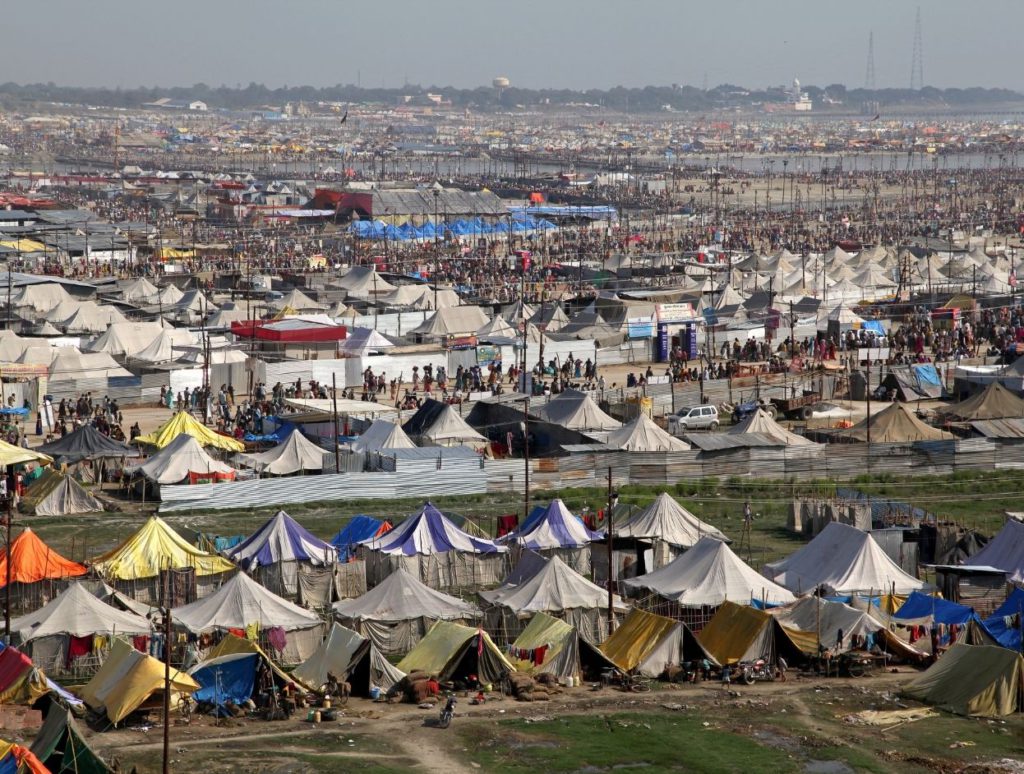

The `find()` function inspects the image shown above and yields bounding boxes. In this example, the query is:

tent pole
[606,466,616,637]
[162,567,172,774]
[3,488,10,643]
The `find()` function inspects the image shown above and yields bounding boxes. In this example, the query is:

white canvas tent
[172,572,324,664]
[612,492,729,573]
[419,405,489,450]
[9,583,152,673]
[237,431,326,476]
[349,419,416,453]
[333,567,480,655]
[292,622,404,696]
[130,433,235,486]
[621,536,795,609]
[534,389,621,434]
[604,413,688,452]
[480,554,626,643]
[762,522,929,595]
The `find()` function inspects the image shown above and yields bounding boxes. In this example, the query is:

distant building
[144,98,208,112]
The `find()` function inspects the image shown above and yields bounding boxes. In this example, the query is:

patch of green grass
[459,713,800,773]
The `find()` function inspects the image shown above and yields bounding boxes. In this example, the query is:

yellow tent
[135,411,244,452]
[155,248,195,261]
[80,638,198,723]
[599,608,677,672]
[698,601,805,665]
[509,612,617,680]
[91,516,236,580]
[902,643,1024,717]
[0,239,47,253]
[0,440,51,468]
[397,621,514,684]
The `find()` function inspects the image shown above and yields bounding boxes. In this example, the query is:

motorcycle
[737,659,775,685]
[438,693,457,728]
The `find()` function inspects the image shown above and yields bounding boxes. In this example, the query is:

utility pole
[4,487,11,642]
[606,466,617,636]
[332,373,340,474]
[162,570,172,774]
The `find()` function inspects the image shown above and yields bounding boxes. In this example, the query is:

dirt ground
[70,668,1024,774]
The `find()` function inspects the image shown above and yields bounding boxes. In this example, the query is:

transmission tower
[910,7,924,90]
[865,30,876,90]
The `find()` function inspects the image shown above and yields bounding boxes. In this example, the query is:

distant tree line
[0,80,1019,113]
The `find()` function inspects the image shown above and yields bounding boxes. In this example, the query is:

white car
[668,405,719,434]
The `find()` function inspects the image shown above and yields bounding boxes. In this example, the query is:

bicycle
[177,695,192,724]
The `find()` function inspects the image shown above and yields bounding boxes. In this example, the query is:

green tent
[31,704,113,773]
[902,643,1024,717]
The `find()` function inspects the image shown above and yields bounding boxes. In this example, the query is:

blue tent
[985,588,1024,651]
[244,420,296,444]
[894,591,976,626]
[331,515,390,562]
[191,653,259,708]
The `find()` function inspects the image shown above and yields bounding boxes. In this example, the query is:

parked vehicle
[737,659,775,685]
[668,405,719,433]
[438,693,457,728]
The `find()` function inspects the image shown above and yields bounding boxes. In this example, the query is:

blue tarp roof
[985,587,1024,651]
[191,653,259,707]
[894,591,976,626]
[244,420,296,444]
[331,515,387,561]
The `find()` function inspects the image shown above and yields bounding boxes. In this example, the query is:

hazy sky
[6,0,1022,91]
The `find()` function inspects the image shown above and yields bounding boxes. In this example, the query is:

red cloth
[67,635,92,665]
[496,515,519,538]
[0,647,31,693]
[132,636,149,653]
[534,645,548,666]
[228,627,246,639]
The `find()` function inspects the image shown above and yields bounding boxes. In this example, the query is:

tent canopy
[22,469,105,517]
[763,522,929,596]
[502,498,602,550]
[237,431,326,475]
[480,554,624,614]
[396,620,515,684]
[941,381,1024,421]
[533,389,621,433]
[508,611,617,680]
[350,420,416,453]
[91,516,236,580]
[333,567,479,623]
[330,516,392,562]
[0,527,87,587]
[621,536,795,608]
[614,493,728,548]
[842,402,954,443]
[80,638,198,724]
[365,503,505,556]
[10,583,151,643]
[600,608,714,674]
[36,423,133,462]
[728,408,817,446]
[228,510,336,570]
[130,432,235,485]
[603,413,689,452]
[967,519,1024,583]
[292,622,405,695]
[902,643,1024,717]
[135,411,245,452]
[172,572,321,633]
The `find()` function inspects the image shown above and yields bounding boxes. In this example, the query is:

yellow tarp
[397,620,514,680]
[902,643,1024,718]
[697,601,772,665]
[0,239,47,253]
[0,665,49,706]
[155,248,195,261]
[91,516,236,580]
[509,612,574,674]
[0,440,51,468]
[80,638,198,724]
[599,608,677,672]
[135,411,244,452]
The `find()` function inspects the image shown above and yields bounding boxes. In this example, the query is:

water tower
[493,76,510,103]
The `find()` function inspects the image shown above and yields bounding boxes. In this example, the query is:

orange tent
[0,528,87,587]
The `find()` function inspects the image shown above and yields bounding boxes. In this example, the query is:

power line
[910,7,924,91]
[865,30,876,91]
